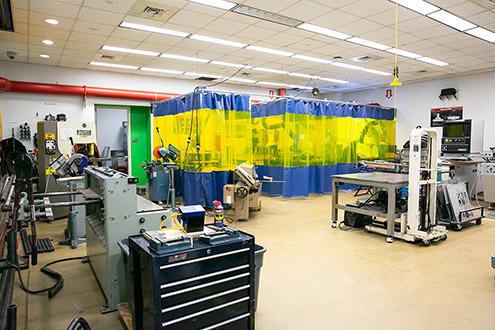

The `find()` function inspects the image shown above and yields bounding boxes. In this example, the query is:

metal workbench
[331,173,410,243]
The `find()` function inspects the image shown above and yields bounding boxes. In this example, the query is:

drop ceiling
[1,0,495,92]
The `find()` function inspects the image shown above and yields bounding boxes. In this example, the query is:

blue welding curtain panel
[251,98,396,198]
[153,90,252,207]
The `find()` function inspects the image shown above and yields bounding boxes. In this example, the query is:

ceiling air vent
[352,55,377,63]
[129,1,180,22]
[232,5,303,27]
[143,6,165,17]
[100,54,116,60]
[196,77,218,81]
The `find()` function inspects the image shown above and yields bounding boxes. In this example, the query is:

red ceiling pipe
[0,76,179,101]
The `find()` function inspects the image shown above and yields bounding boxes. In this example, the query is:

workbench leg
[386,186,395,243]
[331,179,339,228]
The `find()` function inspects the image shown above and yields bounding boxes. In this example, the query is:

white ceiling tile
[65,40,103,52]
[367,8,418,26]
[29,25,71,40]
[72,21,115,37]
[12,0,28,10]
[278,0,332,21]
[310,10,359,32]
[13,8,28,24]
[337,19,383,36]
[77,7,125,26]
[103,37,141,49]
[12,22,28,34]
[69,31,107,44]
[168,10,216,29]
[144,33,184,46]
[83,0,136,14]
[56,0,84,4]
[340,1,394,18]
[236,25,279,40]
[427,0,466,8]
[411,25,457,39]
[358,27,397,42]
[202,18,249,35]
[396,16,441,34]
[467,11,495,26]
[30,0,81,19]
[286,38,327,52]
[311,0,359,9]
[110,27,151,42]
[444,2,486,17]
[262,32,306,48]
[182,2,228,17]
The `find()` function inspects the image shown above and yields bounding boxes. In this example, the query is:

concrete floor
[12,192,495,329]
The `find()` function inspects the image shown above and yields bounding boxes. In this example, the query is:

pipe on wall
[0,76,179,101]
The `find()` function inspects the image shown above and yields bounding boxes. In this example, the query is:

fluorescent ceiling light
[39,54,50,58]
[287,85,312,90]
[245,45,294,57]
[184,72,223,78]
[465,27,495,42]
[297,23,351,40]
[330,62,363,71]
[256,81,286,87]
[232,5,303,27]
[119,21,190,38]
[227,77,257,84]
[189,34,247,48]
[252,67,289,74]
[417,57,449,66]
[187,0,237,10]
[210,60,252,69]
[291,54,331,64]
[362,68,392,76]
[42,39,54,45]
[89,61,138,69]
[318,77,348,84]
[160,53,209,63]
[347,37,391,51]
[386,48,421,59]
[44,18,59,25]
[389,0,439,15]
[102,45,159,57]
[140,67,184,74]
[428,10,476,31]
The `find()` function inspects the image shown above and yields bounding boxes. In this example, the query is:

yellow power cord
[159,212,187,235]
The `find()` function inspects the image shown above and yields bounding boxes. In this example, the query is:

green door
[129,106,151,185]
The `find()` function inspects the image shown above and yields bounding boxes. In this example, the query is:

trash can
[254,244,266,312]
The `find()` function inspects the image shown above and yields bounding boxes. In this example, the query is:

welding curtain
[153,90,252,206]
[153,92,396,206]
[251,99,396,197]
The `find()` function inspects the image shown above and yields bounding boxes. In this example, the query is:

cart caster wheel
[386,237,393,243]
[452,224,462,231]
[441,235,447,241]
[331,222,337,228]
[476,219,482,225]
[423,240,431,247]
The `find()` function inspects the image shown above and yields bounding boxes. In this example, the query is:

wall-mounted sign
[431,106,463,127]
[385,89,393,99]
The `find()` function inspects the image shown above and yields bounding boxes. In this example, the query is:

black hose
[17,256,85,298]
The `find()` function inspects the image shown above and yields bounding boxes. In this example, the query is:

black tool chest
[128,230,255,330]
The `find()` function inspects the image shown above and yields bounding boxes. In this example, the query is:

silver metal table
[331,173,409,243]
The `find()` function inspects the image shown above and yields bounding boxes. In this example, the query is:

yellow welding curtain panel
[153,91,396,204]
